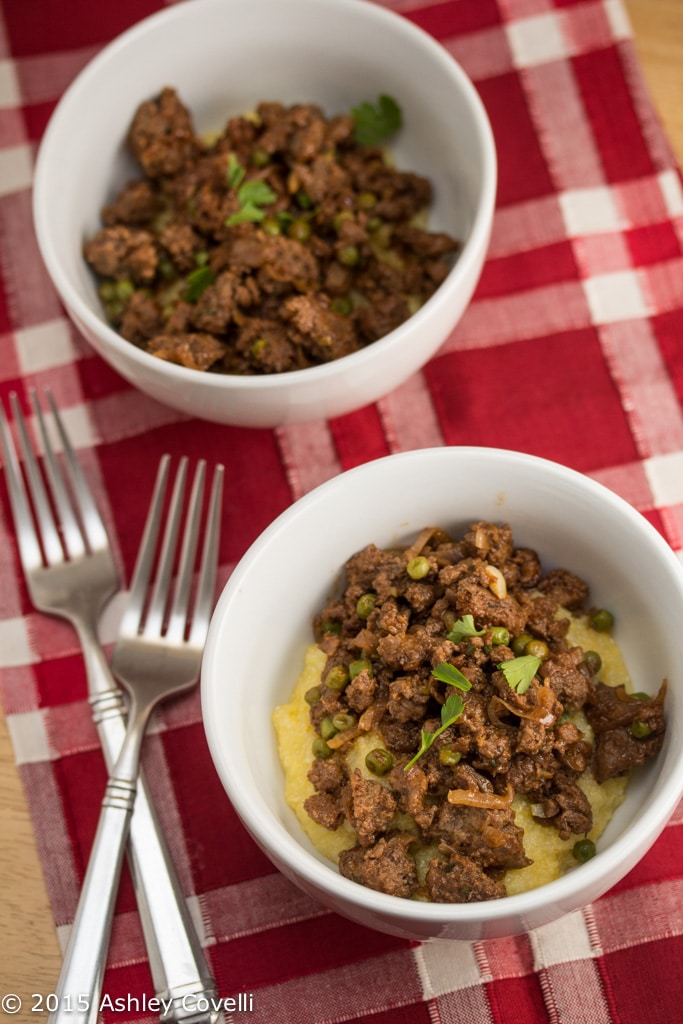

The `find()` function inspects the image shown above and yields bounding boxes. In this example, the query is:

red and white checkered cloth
[2,1,683,1021]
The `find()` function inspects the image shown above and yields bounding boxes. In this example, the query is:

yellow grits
[272,613,631,897]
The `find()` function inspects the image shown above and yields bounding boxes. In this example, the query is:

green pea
[296,190,313,209]
[439,747,462,766]
[262,217,281,236]
[330,296,352,316]
[489,626,510,646]
[321,620,341,635]
[287,218,312,243]
[115,279,134,301]
[356,592,376,619]
[512,633,533,656]
[194,250,209,266]
[320,717,339,741]
[590,608,614,633]
[349,658,372,680]
[525,639,549,660]
[251,148,270,168]
[251,337,268,357]
[337,244,360,267]
[572,838,596,863]
[304,686,322,705]
[312,737,333,760]
[406,556,430,580]
[582,650,602,676]
[365,748,394,775]
[333,210,354,233]
[325,665,349,691]
[331,712,356,732]
[357,191,377,210]
[631,691,651,701]
[631,718,653,739]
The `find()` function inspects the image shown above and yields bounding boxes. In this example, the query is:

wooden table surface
[1,0,682,1006]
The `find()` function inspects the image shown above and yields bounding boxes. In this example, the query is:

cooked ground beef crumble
[302,521,666,903]
[84,88,460,374]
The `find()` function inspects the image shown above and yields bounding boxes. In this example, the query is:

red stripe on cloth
[52,747,140,916]
[405,0,502,39]
[208,946,426,1024]
[2,0,163,56]
[330,404,391,471]
[485,973,548,1024]
[477,73,555,205]
[426,328,639,472]
[655,308,683,409]
[598,936,683,1024]
[625,222,682,266]
[475,240,580,298]
[572,46,655,183]
[34,651,89,708]
[211,934,418,1015]
[161,722,275,891]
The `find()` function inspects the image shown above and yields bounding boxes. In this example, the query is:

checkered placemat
[2,1,683,1022]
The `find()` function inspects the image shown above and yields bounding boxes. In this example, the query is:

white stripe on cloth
[378,370,445,453]
[276,419,342,500]
[530,908,614,1024]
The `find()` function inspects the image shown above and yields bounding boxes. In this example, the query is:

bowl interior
[35,0,491,337]
[202,447,683,931]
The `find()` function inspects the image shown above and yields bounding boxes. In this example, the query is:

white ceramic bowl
[202,447,683,941]
[32,0,496,429]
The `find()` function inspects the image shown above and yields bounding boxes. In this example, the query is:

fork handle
[82,645,220,1023]
[48,778,136,1024]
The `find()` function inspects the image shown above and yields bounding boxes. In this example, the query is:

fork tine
[30,389,86,560]
[144,456,189,637]
[165,460,206,643]
[7,392,63,565]
[0,399,44,571]
[119,454,171,638]
[188,463,224,647]
[44,389,109,553]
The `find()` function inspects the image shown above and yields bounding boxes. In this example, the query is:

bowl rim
[32,0,497,392]
[202,446,683,925]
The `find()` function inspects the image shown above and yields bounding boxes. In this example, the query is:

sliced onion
[447,783,513,809]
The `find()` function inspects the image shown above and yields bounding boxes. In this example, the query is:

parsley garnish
[227,153,245,189]
[404,662,469,770]
[351,94,403,146]
[184,265,215,302]
[431,662,472,692]
[446,614,485,644]
[500,655,541,695]
[225,155,278,226]
[405,692,464,771]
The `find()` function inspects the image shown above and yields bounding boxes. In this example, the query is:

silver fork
[47,451,224,1024]
[0,390,222,1024]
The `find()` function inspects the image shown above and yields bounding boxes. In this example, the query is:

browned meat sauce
[305,522,666,902]
[84,88,460,374]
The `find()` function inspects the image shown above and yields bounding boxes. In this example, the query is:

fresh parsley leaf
[441,692,465,725]
[237,179,277,208]
[225,176,278,227]
[405,690,465,770]
[226,202,267,226]
[432,662,472,692]
[500,655,541,695]
[184,265,215,302]
[351,94,403,146]
[446,614,485,644]
[227,153,245,188]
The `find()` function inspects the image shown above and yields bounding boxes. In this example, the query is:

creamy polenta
[273,612,631,897]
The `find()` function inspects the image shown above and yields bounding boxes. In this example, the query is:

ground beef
[304,520,667,902]
[85,89,460,375]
